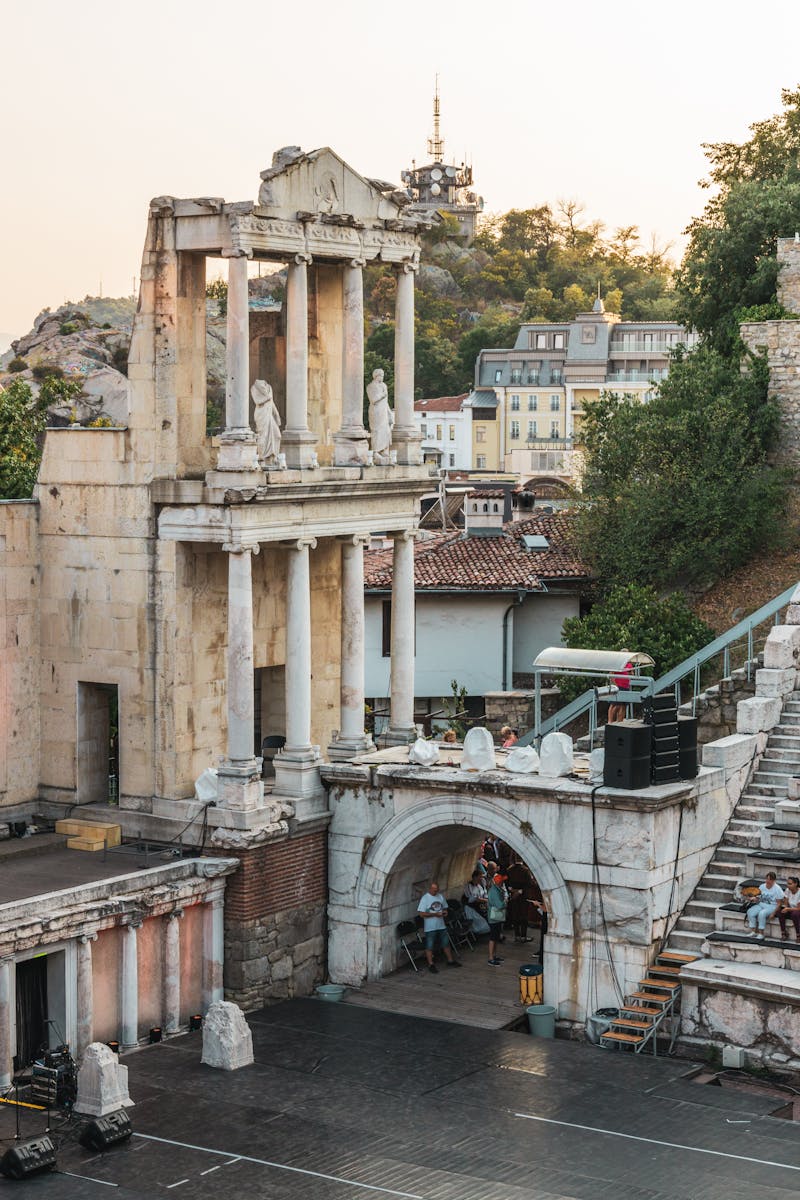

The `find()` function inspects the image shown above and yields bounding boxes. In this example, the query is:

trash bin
[519,963,543,1006]
[315,984,346,1002]
[526,1003,556,1038]
[585,1007,619,1045]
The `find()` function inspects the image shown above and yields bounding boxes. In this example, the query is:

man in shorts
[417,882,463,974]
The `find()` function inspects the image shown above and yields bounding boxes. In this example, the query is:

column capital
[124,918,142,931]
[222,540,260,555]
[338,533,371,548]
[348,257,367,269]
[390,528,420,543]
[396,258,419,275]
[221,247,252,259]
[78,932,98,945]
[293,252,313,266]
[281,536,317,552]
[167,909,184,921]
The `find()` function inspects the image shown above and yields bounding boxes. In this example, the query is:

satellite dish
[431,167,443,181]
[445,166,456,178]
[430,182,441,196]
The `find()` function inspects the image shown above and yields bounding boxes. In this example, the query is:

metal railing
[522,580,799,747]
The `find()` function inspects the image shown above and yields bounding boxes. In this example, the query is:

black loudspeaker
[604,755,651,790]
[79,1108,133,1151]
[652,761,682,784]
[604,721,653,758]
[648,693,678,711]
[650,732,679,754]
[0,1136,57,1179]
[679,746,699,779]
[677,716,699,750]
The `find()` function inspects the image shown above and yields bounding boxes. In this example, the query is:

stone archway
[329,792,577,1013]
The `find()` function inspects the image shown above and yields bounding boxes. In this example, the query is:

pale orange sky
[2,0,800,345]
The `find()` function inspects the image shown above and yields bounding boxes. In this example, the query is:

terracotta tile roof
[364,511,590,593]
[414,393,469,412]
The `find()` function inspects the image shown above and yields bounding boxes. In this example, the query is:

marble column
[215,251,259,474]
[76,934,97,1060]
[329,535,374,759]
[216,542,264,813]
[334,259,370,466]
[121,921,140,1050]
[283,253,318,469]
[392,262,423,466]
[164,910,183,1035]
[0,959,12,1089]
[203,896,224,1010]
[274,538,323,807]
[386,530,417,743]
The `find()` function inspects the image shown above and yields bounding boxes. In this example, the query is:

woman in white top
[778,875,800,941]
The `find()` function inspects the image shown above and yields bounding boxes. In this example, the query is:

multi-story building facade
[472,300,697,479]
[414,393,470,468]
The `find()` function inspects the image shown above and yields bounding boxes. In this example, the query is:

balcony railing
[607,369,668,383]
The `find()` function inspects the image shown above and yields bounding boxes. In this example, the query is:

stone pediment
[257,147,404,225]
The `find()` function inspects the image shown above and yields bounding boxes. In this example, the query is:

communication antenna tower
[427,75,444,161]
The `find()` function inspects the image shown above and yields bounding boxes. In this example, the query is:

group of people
[416,833,548,972]
[744,871,800,939]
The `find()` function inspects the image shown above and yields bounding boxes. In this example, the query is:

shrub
[32,361,64,382]
[8,357,27,373]
[59,321,79,336]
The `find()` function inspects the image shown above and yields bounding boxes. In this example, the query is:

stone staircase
[667,689,800,957]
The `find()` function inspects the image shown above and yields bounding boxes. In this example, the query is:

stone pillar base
[392,427,424,466]
[216,760,264,812]
[383,725,418,746]
[273,751,326,823]
[327,734,375,761]
[333,431,370,466]
[215,429,261,473]
[281,430,319,469]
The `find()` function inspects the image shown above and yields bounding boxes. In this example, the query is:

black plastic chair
[261,735,286,778]
[397,920,426,972]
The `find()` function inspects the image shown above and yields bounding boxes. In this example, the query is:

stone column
[215,251,259,474]
[274,538,323,809]
[0,959,12,1089]
[76,934,97,1060]
[282,253,318,468]
[216,542,264,813]
[121,921,140,1050]
[392,262,423,466]
[203,895,225,1010]
[334,259,370,466]
[329,535,374,760]
[386,530,417,744]
[164,910,183,1035]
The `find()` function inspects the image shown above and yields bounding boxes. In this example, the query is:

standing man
[417,882,463,974]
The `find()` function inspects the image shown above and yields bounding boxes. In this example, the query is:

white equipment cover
[505,746,540,774]
[588,748,605,781]
[409,738,440,766]
[195,767,218,802]
[461,727,497,772]
[539,732,574,777]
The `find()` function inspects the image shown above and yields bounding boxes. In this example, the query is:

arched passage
[329,793,578,1013]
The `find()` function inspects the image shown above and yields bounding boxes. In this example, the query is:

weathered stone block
[755,667,797,699]
[775,798,800,826]
[75,1043,134,1116]
[785,604,800,625]
[736,697,783,734]
[701,734,758,770]
[200,1001,254,1070]
[763,624,800,669]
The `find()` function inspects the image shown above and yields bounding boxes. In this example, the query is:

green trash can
[526,1003,556,1038]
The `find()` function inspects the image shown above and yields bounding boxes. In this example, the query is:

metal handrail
[522,580,799,746]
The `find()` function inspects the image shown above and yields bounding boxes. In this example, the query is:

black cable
[590,783,626,1007]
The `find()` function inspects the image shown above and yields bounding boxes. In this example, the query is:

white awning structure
[532,647,655,672]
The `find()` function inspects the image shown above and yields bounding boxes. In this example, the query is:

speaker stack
[641,695,698,782]
[678,715,699,779]
[0,1135,57,1179]
[603,720,652,789]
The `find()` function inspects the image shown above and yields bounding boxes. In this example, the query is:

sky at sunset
[2,0,800,346]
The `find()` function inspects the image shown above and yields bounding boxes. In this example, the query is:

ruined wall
[0,501,40,810]
[215,830,327,1008]
[679,674,757,745]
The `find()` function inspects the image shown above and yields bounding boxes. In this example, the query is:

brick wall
[222,830,327,922]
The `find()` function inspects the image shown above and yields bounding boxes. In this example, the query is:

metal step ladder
[599,951,698,1055]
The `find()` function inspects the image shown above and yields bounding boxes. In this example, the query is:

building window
[494,368,502,382]
[510,368,522,384]
[551,368,563,384]
[535,332,547,349]
[449,453,455,466]
[449,425,455,440]
[510,420,520,439]
[550,421,559,438]
[476,454,486,468]
[476,426,486,443]
[510,395,520,411]
[528,396,537,411]
[527,419,537,438]
[550,395,560,411]
[553,333,565,349]
[493,503,499,513]
[527,365,540,384]
[420,423,427,438]
[436,423,442,439]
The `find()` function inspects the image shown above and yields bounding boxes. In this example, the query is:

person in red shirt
[608,659,634,723]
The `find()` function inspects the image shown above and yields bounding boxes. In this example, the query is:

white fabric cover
[408,738,440,766]
[505,746,540,774]
[588,748,605,781]
[539,732,574,777]
[461,726,497,772]
[194,767,218,802]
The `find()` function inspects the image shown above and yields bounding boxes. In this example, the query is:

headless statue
[251,379,281,464]
[366,368,394,463]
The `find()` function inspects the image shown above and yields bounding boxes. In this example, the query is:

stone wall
[215,829,327,1009]
[483,688,560,737]
[0,501,40,810]
[740,316,800,468]
[679,673,757,745]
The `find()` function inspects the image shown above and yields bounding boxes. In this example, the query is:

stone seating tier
[714,905,799,940]
[704,930,800,970]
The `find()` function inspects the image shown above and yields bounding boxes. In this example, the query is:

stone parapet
[740,316,800,467]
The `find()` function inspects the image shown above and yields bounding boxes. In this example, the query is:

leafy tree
[0,378,47,498]
[676,87,800,350]
[456,310,520,382]
[562,584,714,684]
[576,345,789,589]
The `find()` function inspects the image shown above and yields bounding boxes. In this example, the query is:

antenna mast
[427,75,444,161]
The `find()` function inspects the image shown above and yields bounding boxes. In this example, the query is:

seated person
[745,871,784,939]
[778,875,800,942]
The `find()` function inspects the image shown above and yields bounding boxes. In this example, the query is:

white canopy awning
[532,647,655,673]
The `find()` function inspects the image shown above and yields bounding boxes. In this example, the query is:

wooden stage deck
[342,932,543,1030]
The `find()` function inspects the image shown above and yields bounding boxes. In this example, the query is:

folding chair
[446,899,476,953]
[397,920,427,972]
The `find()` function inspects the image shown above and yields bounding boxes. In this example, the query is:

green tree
[576,345,788,589]
[0,378,47,498]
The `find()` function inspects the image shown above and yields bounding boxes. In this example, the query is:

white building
[414,393,471,469]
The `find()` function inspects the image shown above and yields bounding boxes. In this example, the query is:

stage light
[189,1014,202,1031]
[149,1027,162,1044]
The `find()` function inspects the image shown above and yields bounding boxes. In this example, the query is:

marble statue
[366,369,394,464]
[252,379,281,465]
